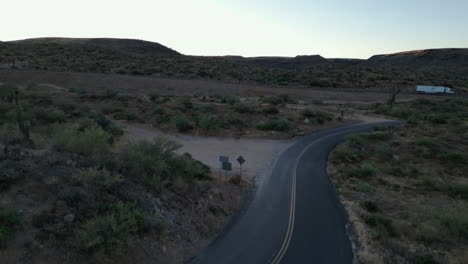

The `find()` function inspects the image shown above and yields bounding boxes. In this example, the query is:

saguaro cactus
[388,86,401,110]
[13,89,32,145]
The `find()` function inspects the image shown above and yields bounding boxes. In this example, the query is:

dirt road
[114,120,292,185]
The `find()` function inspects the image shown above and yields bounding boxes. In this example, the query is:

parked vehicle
[416,85,454,94]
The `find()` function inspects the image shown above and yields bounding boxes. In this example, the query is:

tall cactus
[13,89,32,145]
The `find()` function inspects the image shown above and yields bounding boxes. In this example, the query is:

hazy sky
[2,0,468,58]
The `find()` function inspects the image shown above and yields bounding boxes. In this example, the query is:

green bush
[347,163,377,178]
[224,113,245,128]
[172,116,193,132]
[221,95,240,105]
[0,210,23,248]
[52,123,112,157]
[34,107,67,123]
[356,181,375,193]
[262,106,279,114]
[0,123,22,145]
[74,168,120,191]
[119,138,210,192]
[199,115,220,131]
[364,215,396,238]
[261,95,284,105]
[74,201,148,255]
[302,109,333,124]
[256,118,292,132]
[153,108,171,124]
[375,147,393,161]
[440,152,467,164]
[333,144,361,162]
[361,201,379,212]
[415,137,435,148]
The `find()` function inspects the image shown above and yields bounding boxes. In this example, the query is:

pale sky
[2,0,468,59]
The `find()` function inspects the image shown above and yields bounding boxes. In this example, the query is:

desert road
[191,121,401,264]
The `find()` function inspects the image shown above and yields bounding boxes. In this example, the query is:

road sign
[222,161,232,171]
[219,156,229,163]
[237,156,245,165]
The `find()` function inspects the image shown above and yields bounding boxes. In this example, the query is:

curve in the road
[192,121,402,264]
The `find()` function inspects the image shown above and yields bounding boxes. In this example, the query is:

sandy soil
[114,120,292,185]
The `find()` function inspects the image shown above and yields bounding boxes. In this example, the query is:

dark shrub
[172,116,193,132]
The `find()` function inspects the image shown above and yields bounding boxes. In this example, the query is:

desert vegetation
[0,83,246,263]
[330,98,468,264]
[1,38,467,92]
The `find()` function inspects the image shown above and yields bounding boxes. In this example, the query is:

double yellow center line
[270,128,365,264]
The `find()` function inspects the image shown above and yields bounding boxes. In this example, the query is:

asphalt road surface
[192,121,401,264]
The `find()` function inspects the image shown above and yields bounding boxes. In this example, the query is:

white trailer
[416,85,454,94]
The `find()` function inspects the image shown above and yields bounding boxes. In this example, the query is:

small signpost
[219,156,229,177]
[237,155,245,179]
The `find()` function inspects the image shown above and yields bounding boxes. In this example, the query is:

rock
[63,213,75,223]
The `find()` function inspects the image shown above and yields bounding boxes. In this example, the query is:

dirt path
[114,120,292,185]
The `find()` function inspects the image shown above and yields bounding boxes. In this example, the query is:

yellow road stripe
[270,127,366,264]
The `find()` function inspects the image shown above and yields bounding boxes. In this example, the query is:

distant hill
[9,37,181,57]
[224,55,328,69]
[1,37,467,90]
[363,48,468,73]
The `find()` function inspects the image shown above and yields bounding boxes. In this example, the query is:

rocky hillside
[363,49,468,74]
[8,38,180,57]
[1,38,467,91]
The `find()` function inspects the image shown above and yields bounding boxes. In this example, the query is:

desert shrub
[172,116,193,132]
[364,215,396,239]
[221,95,240,105]
[350,132,391,145]
[0,210,23,248]
[262,106,279,114]
[440,152,467,164]
[346,163,377,178]
[273,118,292,131]
[91,115,124,138]
[311,99,324,105]
[74,168,120,191]
[152,107,171,124]
[181,98,193,109]
[302,109,333,124]
[199,115,220,131]
[361,201,379,212]
[415,137,435,148]
[333,144,361,162]
[0,123,22,145]
[34,107,67,123]
[234,104,255,114]
[52,123,111,157]
[357,181,375,193]
[120,138,209,192]
[113,111,140,121]
[390,107,415,119]
[74,201,148,255]
[443,183,468,200]
[261,95,284,105]
[256,121,274,131]
[374,104,390,115]
[169,153,211,182]
[119,137,179,192]
[375,147,393,161]
[278,94,297,104]
[224,113,245,128]
[411,202,468,241]
[256,118,292,132]
[0,160,24,191]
